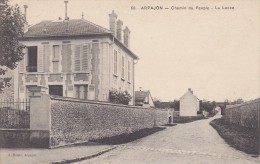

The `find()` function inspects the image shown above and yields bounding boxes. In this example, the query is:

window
[75,85,88,99]
[74,45,89,72]
[114,50,118,75]
[122,56,125,79]
[53,45,59,72]
[49,85,63,96]
[128,60,131,82]
[27,46,37,72]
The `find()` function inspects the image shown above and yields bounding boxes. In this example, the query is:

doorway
[49,85,63,96]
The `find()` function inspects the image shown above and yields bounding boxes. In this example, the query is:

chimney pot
[23,5,28,33]
[116,20,123,41]
[123,26,130,47]
[64,1,69,20]
[109,10,117,36]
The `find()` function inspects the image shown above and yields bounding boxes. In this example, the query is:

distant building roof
[180,88,199,100]
[135,91,150,103]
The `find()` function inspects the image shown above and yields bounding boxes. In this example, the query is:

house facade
[179,88,200,116]
[135,90,155,108]
[14,10,138,105]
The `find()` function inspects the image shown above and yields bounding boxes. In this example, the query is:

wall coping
[49,95,166,112]
[225,98,260,110]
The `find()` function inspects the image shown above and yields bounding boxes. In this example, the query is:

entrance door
[75,85,88,99]
[49,85,63,96]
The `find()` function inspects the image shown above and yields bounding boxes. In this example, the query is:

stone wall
[49,96,168,147]
[222,98,260,129]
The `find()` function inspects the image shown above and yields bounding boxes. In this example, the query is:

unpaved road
[79,114,260,164]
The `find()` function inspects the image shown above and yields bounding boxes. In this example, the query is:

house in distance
[179,88,200,116]
[135,90,155,108]
[14,2,139,105]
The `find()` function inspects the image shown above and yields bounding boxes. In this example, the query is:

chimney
[188,88,193,94]
[123,26,130,47]
[116,20,123,41]
[109,10,117,36]
[81,12,84,19]
[23,5,28,33]
[64,1,68,20]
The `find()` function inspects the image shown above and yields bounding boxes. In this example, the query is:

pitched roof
[180,90,199,100]
[135,91,150,103]
[21,19,139,60]
[24,19,110,37]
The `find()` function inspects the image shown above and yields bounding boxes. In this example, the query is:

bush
[109,90,132,105]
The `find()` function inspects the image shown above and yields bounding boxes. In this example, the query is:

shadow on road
[90,127,166,145]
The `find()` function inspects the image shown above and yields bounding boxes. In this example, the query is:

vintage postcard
[0,0,259,163]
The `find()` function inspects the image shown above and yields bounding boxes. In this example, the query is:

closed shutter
[38,46,44,72]
[19,48,27,73]
[82,45,89,71]
[74,45,81,71]
[88,84,95,100]
[43,45,50,72]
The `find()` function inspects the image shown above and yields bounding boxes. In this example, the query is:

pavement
[0,143,116,164]
[78,113,260,164]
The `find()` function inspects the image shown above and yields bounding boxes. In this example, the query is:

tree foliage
[0,0,25,91]
[109,90,132,105]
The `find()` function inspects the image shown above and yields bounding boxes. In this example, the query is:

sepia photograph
[0,0,259,163]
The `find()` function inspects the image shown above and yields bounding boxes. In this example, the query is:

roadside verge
[210,118,259,156]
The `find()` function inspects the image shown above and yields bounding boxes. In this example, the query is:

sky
[10,0,260,102]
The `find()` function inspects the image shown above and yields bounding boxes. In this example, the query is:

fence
[0,99,30,128]
[222,98,260,129]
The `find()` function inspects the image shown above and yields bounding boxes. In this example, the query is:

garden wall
[50,96,168,147]
[222,98,260,129]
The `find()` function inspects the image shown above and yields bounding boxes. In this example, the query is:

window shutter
[88,84,95,100]
[38,46,44,72]
[44,45,50,72]
[19,48,27,73]
[82,45,89,71]
[74,45,81,71]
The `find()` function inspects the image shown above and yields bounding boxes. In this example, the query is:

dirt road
[79,114,260,164]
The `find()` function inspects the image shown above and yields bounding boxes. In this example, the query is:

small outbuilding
[135,90,155,108]
[179,88,200,116]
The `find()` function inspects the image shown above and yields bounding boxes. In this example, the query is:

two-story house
[14,6,138,105]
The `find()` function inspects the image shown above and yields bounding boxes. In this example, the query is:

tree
[170,100,179,111]
[109,90,132,105]
[153,97,162,108]
[0,0,25,91]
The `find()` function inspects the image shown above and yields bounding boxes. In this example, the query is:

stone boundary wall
[223,98,260,129]
[49,96,168,147]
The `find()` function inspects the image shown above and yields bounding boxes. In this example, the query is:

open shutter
[74,45,81,71]
[38,46,44,72]
[82,45,89,71]
[19,48,27,73]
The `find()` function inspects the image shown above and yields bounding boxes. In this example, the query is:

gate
[0,99,30,128]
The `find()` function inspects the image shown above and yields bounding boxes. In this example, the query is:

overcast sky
[10,0,260,102]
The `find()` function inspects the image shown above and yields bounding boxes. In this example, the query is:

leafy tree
[0,0,25,91]
[170,100,179,111]
[109,90,132,105]
[153,97,162,108]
